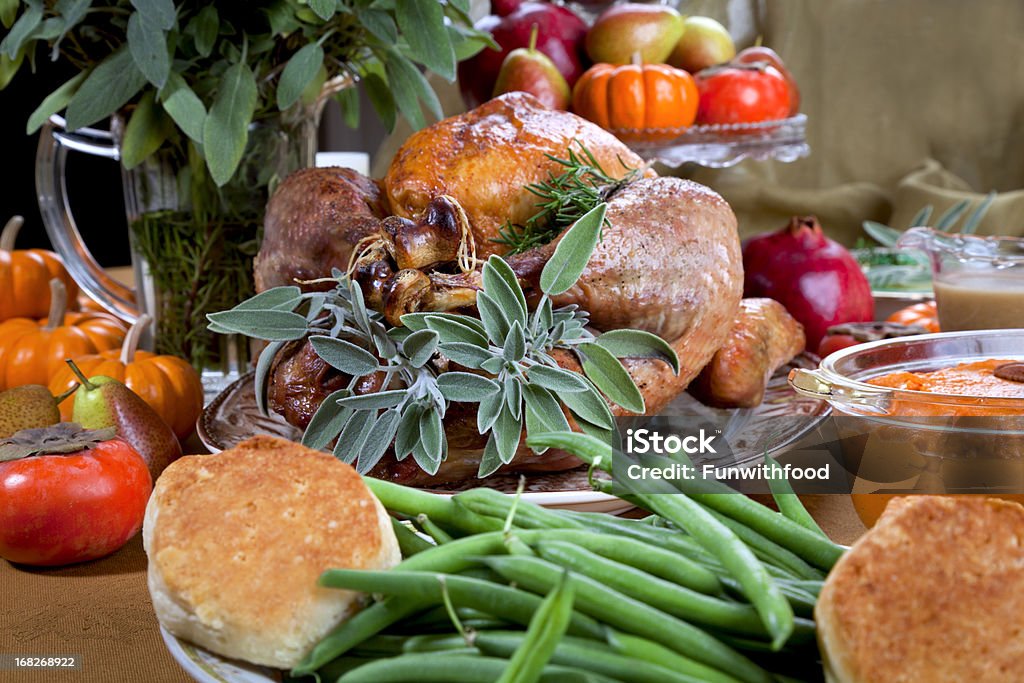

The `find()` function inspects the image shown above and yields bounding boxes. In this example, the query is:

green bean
[561,510,719,564]
[718,578,817,620]
[697,506,824,581]
[523,528,721,595]
[475,631,734,683]
[526,433,797,651]
[631,493,795,651]
[454,488,586,530]
[497,570,575,683]
[480,554,771,683]
[765,456,827,537]
[346,634,408,656]
[319,568,606,640]
[364,478,503,534]
[391,518,433,557]
[415,514,454,545]
[336,654,620,683]
[533,540,815,643]
[295,533,512,674]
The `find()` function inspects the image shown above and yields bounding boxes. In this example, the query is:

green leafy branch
[208,203,679,478]
[1,0,493,186]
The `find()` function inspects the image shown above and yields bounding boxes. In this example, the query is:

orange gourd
[571,58,699,141]
[0,279,126,390]
[886,301,940,333]
[50,314,204,440]
[0,216,80,321]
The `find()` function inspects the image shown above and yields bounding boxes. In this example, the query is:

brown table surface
[0,491,865,683]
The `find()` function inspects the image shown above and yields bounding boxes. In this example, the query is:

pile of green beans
[292,433,843,683]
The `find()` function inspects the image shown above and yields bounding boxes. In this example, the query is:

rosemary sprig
[493,143,640,254]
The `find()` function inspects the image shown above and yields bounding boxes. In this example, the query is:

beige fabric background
[371,0,1024,243]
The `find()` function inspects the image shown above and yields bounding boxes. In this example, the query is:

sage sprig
[208,204,679,478]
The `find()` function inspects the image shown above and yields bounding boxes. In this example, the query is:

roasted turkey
[255,93,802,485]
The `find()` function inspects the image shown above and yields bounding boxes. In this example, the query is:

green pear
[66,361,182,479]
[668,16,736,73]
[493,25,571,110]
[0,385,74,438]
[586,3,684,65]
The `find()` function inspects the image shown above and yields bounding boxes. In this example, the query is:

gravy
[933,270,1024,331]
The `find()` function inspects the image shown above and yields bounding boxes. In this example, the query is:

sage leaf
[419,407,444,462]
[234,286,302,311]
[935,199,970,231]
[52,0,91,50]
[578,342,645,414]
[395,0,455,81]
[492,404,522,464]
[334,410,375,464]
[405,312,487,335]
[254,340,285,415]
[383,47,442,129]
[130,0,175,31]
[412,440,442,475]
[336,86,360,128]
[448,24,491,61]
[278,42,324,110]
[477,292,510,345]
[65,46,146,131]
[395,403,423,460]
[363,70,396,132]
[595,329,680,375]
[308,0,336,21]
[477,390,504,434]
[206,309,308,340]
[355,6,397,44]
[504,377,522,420]
[532,296,553,337]
[862,221,902,248]
[357,409,401,473]
[120,90,174,169]
[309,335,379,375]
[0,0,41,59]
[540,203,606,296]
[560,384,614,430]
[437,372,499,403]
[203,60,257,186]
[480,357,505,375]
[159,72,206,142]
[190,5,218,58]
[1,0,20,29]
[527,364,590,393]
[961,191,996,234]
[336,390,407,411]
[503,321,526,362]
[127,10,170,88]
[26,71,85,134]
[426,315,488,347]
[438,342,492,369]
[482,255,527,328]
[301,390,351,451]
[402,329,439,368]
[522,384,571,434]
[478,434,503,477]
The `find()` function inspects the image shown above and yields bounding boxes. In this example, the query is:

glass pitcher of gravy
[898,228,1024,331]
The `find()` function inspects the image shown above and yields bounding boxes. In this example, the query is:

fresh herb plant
[1,0,492,185]
[208,203,679,477]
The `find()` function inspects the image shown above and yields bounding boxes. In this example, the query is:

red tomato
[695,64,791,125]
[817,334,859,358]
[733,46,801,115]
[0,436,152,566]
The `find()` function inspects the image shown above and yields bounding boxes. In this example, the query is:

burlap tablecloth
[0,494,864,682]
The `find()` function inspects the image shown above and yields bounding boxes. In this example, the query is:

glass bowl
[789,330,1024,525]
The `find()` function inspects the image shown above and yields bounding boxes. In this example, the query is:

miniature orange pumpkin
[571,59,699,140]
[0,216,80,321]
[886,301,940,333]
[0,280,126,390]
[50,314,204,440]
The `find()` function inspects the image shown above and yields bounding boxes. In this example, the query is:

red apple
[458,2,588,108]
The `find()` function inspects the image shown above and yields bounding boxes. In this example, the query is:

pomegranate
[458,2,588,108]
[743,216,874,350]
